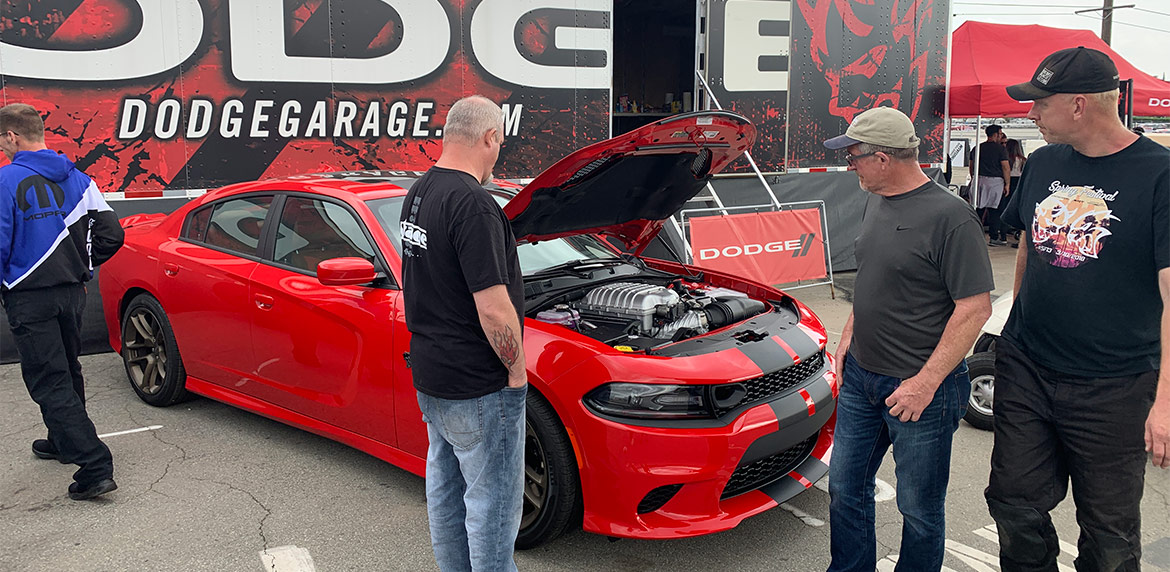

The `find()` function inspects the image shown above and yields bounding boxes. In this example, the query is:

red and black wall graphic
[786,0,948,169]
[0,0,611,194]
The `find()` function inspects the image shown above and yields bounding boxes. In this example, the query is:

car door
[157,194,272,389]
[365,194,427,458]
[248,194,398,446]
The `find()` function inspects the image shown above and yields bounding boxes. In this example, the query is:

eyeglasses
[845,151,878,166]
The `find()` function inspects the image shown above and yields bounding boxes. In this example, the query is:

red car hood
[504,111,755,254]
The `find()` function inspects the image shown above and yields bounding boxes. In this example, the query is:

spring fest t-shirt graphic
[1031,181,1120,269]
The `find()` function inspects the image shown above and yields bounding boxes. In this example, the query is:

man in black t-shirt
[400,95,527,572]
[971,124,1012,245]
[823,107,994,572]
[989,47,1170,572]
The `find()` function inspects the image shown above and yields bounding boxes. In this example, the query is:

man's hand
[1147,394,1170,468]
[1003,183,1010,196]
[833,341,849,386]
[885,375,939,422]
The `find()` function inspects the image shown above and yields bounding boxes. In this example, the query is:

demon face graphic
[797,0,937,122]
[788,0,946,167]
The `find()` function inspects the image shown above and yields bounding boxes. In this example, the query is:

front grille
[721,432,819,499]
[637,484,684,514]
[742,350,826,404]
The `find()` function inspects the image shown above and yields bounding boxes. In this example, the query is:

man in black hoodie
[0,103,124,500]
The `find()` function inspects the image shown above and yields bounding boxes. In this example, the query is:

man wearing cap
[989,46,1170,572]
[824,106,994,572]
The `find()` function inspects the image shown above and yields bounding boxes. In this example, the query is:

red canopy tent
[950,21,1170,117]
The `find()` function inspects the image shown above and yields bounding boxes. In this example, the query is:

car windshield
[367,194,619,274]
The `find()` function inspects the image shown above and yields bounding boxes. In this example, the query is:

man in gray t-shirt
[822,107,994,572]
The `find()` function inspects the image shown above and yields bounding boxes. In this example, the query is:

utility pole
[1102,0,1114,45]
[1075,2,1134,45]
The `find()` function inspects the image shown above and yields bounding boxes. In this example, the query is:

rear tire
[121,294,189,407]
[515,391,581,550]
[964,352,995,431]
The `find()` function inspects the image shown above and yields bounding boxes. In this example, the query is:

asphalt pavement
[2,244,1168,571]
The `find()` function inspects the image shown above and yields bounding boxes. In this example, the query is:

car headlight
[584,382,747,420]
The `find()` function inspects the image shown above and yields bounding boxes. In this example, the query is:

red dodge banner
[690,209,827,286]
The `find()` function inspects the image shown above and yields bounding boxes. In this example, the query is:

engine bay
[532,279,768,351]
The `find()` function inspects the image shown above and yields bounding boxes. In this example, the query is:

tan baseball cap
[823,106,920,150]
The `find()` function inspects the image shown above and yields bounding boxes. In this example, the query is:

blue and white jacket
[0,149,124,292]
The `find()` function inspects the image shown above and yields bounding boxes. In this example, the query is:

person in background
[971,124,1012,246]
[824,106,994,572]
[399,95,527,572]
[990,46,1170,571]
[0,103,124,501]
[1003,138,1028,248]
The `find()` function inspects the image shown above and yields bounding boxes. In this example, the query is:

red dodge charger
[99,111,837,547]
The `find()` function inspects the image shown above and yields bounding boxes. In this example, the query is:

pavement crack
[196,476,274,551]
[0,422,43,440]
[121,401,190,496]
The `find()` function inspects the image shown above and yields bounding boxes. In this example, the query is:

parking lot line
[259,545,316,572]
[97,425,163,438]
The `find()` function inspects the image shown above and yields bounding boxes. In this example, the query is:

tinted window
[366,195,616,274]
[184,206,212,242]
[203,196,273,256]
[274,197,375,274]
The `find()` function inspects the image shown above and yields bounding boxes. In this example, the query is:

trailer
[1,0,950,360]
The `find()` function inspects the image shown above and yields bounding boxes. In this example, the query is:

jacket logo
[16,175,68,221]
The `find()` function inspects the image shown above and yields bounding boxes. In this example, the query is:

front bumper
[569,353,837,539]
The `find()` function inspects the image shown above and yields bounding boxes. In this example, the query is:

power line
[1134,7,1170,17]
[1074,13,1170,34]
[953,2,1096,6]
[955,11,1086,15]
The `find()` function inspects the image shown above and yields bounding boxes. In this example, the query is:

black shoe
[32,439,67,463]
[1011,242,1020,248]
[69,478,117,501]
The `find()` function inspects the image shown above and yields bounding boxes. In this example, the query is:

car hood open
[504,111,755,255]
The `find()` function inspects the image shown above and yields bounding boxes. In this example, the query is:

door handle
[163,263,180,276]
[254,294,274,309]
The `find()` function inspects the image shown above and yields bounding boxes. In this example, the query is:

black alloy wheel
[516,392,582,549]
[122,294,189,407]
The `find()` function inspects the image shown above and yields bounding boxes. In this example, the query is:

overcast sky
[950,0,1170,81]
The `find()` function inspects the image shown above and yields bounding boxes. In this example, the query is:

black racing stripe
[758,456,828,505]
[738,337,794,374]
[779,328,821,361]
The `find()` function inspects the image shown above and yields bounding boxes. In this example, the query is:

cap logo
[1036,68,1054,85]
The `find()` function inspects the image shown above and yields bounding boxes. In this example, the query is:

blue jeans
[417,386,526,572]
[828,352,969,572]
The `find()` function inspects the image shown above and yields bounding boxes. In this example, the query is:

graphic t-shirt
[400,167,524,399]
[1001,137,1170,377]
[851,181,995,378]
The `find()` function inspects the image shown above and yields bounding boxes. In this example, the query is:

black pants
[986,340,1154,572]
[2,283,114,485]
[980,207,1005,241]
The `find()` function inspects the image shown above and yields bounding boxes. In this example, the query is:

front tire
[515,391,581,549]
[121,294,189,407]
[964,352,995,431]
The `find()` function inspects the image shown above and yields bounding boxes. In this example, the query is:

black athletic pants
[2,283,114,486]
[986,340,1154,572]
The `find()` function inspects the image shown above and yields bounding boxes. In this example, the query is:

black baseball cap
[1006,46,1120,101]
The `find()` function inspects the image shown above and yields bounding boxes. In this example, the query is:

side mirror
[317,257,378,286]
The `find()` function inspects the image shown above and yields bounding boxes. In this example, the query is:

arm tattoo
[491,325,521,369]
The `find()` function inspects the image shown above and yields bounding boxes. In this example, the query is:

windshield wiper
[529,257,626,278]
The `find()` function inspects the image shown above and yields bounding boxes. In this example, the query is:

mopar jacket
[0,149,124,292]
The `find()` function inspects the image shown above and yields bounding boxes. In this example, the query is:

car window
[183,206,212,242]
[366,195,616,274]
[274,197,375,274]
[202,196,273,256]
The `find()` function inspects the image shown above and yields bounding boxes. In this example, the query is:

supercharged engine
[535,281,766,347]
